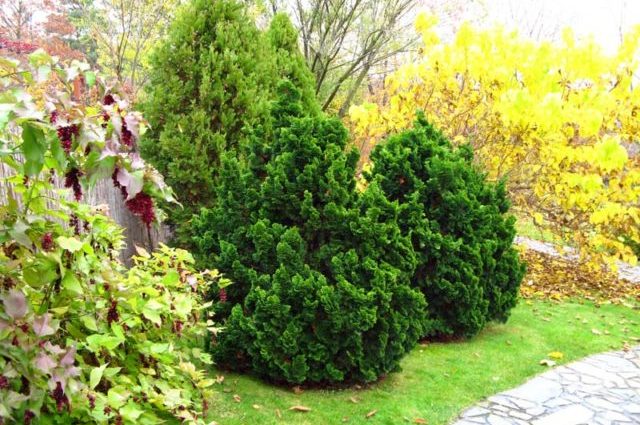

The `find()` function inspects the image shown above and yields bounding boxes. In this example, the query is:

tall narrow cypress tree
[141,0,276,232]
[267,13,320,116]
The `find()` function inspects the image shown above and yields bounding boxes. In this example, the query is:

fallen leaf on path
[539,359,556,367]
[518,248,639,302]
[289,405,311,412]
[366,410,378,419]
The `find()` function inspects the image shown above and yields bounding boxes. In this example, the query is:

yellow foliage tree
[349,15,640,269]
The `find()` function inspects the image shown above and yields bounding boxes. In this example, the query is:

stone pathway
[453,345,640,425]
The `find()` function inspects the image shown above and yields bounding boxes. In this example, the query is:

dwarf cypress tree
[141,0,276,230]
[367,116,526,338]
[193,82,426,384]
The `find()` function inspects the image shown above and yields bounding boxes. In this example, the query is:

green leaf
[104,367,121,378]
[85,71,96,87]
[23,257,59,288]
[120,401,143,421]
[85,155,116,187]
[28,49,53,67]
[111,323,125,340]
[86,334,124,351]
[173,294,193,317]
[21,123,46,176]
[107,387,129,409]
[149,343,170,354]
[80,315,98,331]
[50,132,67,169]
[162,269,180,286]
[56,236,83,252]
[90,363,108,389]
[9,220,31,247]
[62,272,82,295]
[142,308,162,326]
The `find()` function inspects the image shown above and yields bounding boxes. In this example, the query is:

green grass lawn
[206,300,639,425]
[514,215,561,244]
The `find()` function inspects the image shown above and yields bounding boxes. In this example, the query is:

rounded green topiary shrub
[193,82,426,384]
[366,115,526,338]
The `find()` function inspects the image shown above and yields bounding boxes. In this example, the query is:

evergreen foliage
[141,0,276,229]
[367,116,526,337]
[193,82,426,384]
[267,13,320,116]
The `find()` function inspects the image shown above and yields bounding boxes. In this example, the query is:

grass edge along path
[206,300,639,425]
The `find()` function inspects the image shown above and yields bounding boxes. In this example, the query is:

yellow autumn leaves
[349,13,640,270]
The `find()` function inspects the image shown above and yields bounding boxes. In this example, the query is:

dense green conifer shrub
[367,116,526,337]
[193,82,426,384]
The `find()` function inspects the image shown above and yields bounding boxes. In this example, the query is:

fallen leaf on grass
[539,359,556,367]
[289,405,311,412]
[548,351,564,360]
[252,404,261,410]
[366,410,378,419]
[349,397,360,404]
[233,394,241,403]
[215,375,225,384]
[591,328,602,335]
[414,419,428,424]
[275,409,282,418]
[292,386,304,395]
[342,417,349,423]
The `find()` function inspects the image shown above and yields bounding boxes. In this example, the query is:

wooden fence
[0,162,170,264]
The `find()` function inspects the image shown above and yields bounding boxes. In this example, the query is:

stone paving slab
[452,345,640,425]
